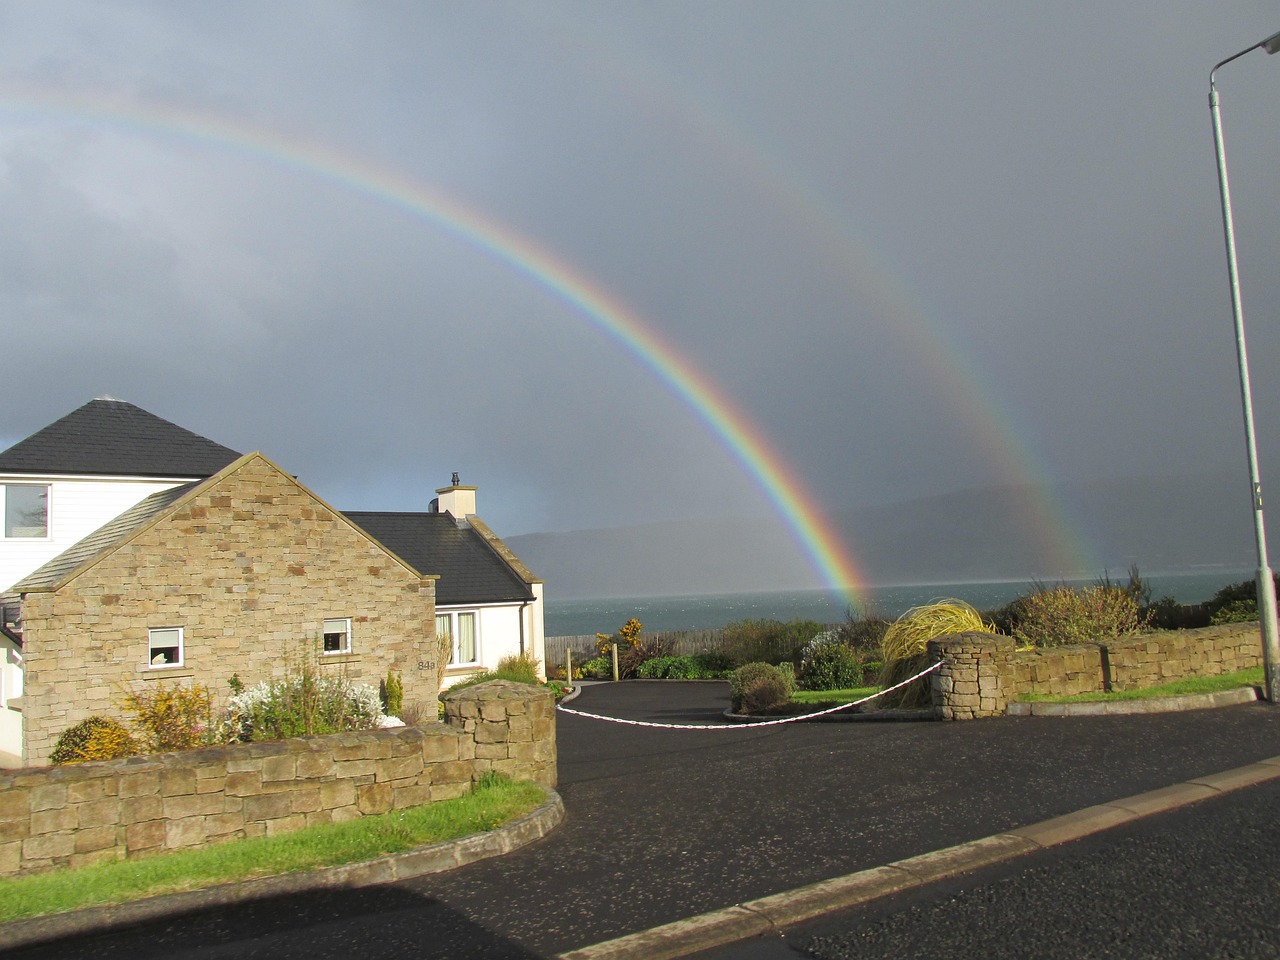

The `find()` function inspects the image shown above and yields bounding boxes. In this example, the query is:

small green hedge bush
[798,641,863,691]
[729,662,795,714]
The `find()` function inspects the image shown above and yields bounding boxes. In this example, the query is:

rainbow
[537,23,1098,577]
[0,87,868,596]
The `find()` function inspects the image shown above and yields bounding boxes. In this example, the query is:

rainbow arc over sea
[0,87,868,597]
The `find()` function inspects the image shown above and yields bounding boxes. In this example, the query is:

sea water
[543,570,1254,637]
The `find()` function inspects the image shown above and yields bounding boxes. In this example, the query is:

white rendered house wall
[0,476,192,592]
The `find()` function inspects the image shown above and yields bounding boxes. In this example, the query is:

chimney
[433,473,477,518]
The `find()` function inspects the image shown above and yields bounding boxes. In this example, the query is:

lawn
[0,773,545,923]
[791,685,882,705]
[1018,667,1263,703]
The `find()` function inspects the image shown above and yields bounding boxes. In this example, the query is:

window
[3,484,48,539]
[148,627,183,667]
[436,611,478,666]
[323,618,351,654]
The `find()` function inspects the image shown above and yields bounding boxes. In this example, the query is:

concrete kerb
[0,789,566,953]
[1005,685,1260,717]
[555,756,1280,960]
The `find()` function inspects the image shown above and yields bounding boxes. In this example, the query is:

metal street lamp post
[1209,30,1280,702]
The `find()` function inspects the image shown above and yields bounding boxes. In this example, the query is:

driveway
[8,681,1280,959]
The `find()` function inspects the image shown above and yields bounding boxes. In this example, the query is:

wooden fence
[544,627,730,670]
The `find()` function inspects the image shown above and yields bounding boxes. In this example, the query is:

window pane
[149,628,182,666]
[323,618,350,653]
[457,613,476,663]
[5,485,47,538]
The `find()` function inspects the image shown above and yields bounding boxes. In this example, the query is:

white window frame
[322,618,352,654]
[148,627,183,668]
[436,610,480,667]
[2,483,50,540]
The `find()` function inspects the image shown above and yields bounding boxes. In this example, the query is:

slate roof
[5,483,199,597]
[0,399,241,479]
[344,512,535,606]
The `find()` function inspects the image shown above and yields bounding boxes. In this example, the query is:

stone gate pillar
[927,632,1014,720]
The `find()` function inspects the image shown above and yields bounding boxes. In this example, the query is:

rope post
[611,642,620,682]
[565,648,573,689]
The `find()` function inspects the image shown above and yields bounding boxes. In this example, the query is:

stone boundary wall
[930,623,1264,719]
[0,680,554,876]
[1006,622,1262,698]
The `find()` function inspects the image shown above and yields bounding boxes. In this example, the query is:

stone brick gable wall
[20,455,438,765]
[0,680,554,876]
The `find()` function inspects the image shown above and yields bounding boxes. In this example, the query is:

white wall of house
[0,636,22,765]
[439,592,547,688]
[0,475,190,592]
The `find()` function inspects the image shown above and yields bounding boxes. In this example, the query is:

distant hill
[507,472,1257,598]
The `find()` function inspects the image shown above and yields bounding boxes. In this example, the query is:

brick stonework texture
[19,455,439,765]
[0,679,554,875]
[930,623,1264,717]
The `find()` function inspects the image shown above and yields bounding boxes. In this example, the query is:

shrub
[381,670,404,717]
[120,683,223,753]
[578,656,613,680]
[1211,599,1259,625]
[227,675,382,742]
[595,617,643,658]
[720,619,826,667]
[837,604,891,655]
[50,716,138,765]
[729,662,795,713]
[691,651,734,675]
[1010,584,1147,647]
[798,638,863,691]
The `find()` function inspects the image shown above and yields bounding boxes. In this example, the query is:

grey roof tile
[344,512,534,606]
[0,399,240,478]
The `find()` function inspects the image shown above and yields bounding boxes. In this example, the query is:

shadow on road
[2,883,549,960]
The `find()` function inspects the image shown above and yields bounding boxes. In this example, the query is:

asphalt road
[5,682,1280,959]
[691,776,1280,960]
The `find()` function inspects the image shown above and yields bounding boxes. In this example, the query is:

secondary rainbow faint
[0,87,868,600]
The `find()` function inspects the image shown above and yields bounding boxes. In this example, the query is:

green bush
[799,641,863,691]
[720,619,826,667]
[729,662,795,713]
[1211,599,1259,625]
[1011,584,1147,647]
[691,651,734,675]
[381,670,404,717]
[837,605,890,655]
[50,717,138,765]
[578,656,613,680]
[227,674,381,742]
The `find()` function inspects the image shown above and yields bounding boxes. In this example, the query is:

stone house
[3,451,439,766]
[0,400,546,765]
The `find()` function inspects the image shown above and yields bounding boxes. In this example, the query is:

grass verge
[0,773,545,923]
[791,685,881,706]
[1019,667,1263,703]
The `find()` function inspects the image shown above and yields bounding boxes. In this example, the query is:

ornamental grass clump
[879,599,994,707]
